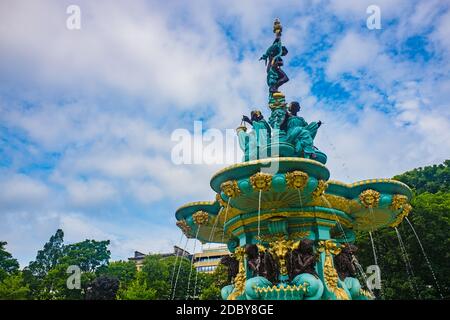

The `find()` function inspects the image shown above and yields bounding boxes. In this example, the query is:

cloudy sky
[1,0,449,267]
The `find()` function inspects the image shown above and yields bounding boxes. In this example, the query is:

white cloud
[431,10,450,54]
[0,174,50,210]
[326,32,380,79]
[65,179,117,207]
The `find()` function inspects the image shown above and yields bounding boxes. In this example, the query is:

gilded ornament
[390,194,408,211]
[312,180,328,199]
[176,220,191,236]
[267,238,299,276]
[221,180,241,198]
[192,211,209,225]
[317,240,349,300]
[228,247,246,300]
[250,172,272,192]
[285,170,309,190]
[359,189,380,208]
[390,203,412,228]
[216,193,228,208]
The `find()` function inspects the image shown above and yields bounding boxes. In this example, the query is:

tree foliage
[199,263,228,300]
[394,159,450,194]
[100,260,137,288]
[0,242,19,282]
[117,272,156,300]
[0,274,30,300]
[28,229,64,278]
[85,275,119,300]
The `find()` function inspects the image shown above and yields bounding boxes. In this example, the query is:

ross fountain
[174,20,413,300]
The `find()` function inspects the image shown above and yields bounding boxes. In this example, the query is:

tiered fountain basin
[175,157,413,300]
[176,157,412,243]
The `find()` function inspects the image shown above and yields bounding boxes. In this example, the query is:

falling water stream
[192,241,203,299]
[196,206,224,300]
[368,231,379,266]
[405,217,443,299]
[171,235,190,300]
[210,207,223,242]
[222,198,231,243]
[169,232,185,294]
[395,227,420,299]
[258,190,262,238]
[186,226,201,299]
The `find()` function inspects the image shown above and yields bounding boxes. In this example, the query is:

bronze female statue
[288,239,318,280]
[334,244,358,280]
[220,255,239,284]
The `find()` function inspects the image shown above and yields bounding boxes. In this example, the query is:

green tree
[199,264,228,300]
[0,274,30,300]
[140,254,171,299]
[85,275,119,300]
[28,229,64,278]
[159,255,198,300]
[22,230,112,300]
[61,239,111,273]
[0,242,19,282]
[100,260,136,288]
[117,272,157,300]
[394,160,450,194]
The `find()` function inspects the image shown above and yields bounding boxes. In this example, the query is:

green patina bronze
[174,20,413,300]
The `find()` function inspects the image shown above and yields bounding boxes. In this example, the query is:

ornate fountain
[175,20,412,300]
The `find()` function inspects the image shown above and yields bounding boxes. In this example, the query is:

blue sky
[1,0,449,267]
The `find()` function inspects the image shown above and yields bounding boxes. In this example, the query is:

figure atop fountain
[237,110,271,161]
[260,18,289,97]
[286,101,322,159]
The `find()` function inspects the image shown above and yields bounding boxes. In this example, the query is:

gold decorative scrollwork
[228,247,246,300]
[256,231,310,243]
[255,283,308,294]
[221,180,241,198]
[215,193,228,208]
[285,170,309,190]
[250,172,272,191]
[312,180,328,200]
[176,220,191,236]
[192,211,209,225]
[359,189,380,208]
[267,238,300,276]
[317,240,349,300]
[390,203,412,228]
[288,231,311,240]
